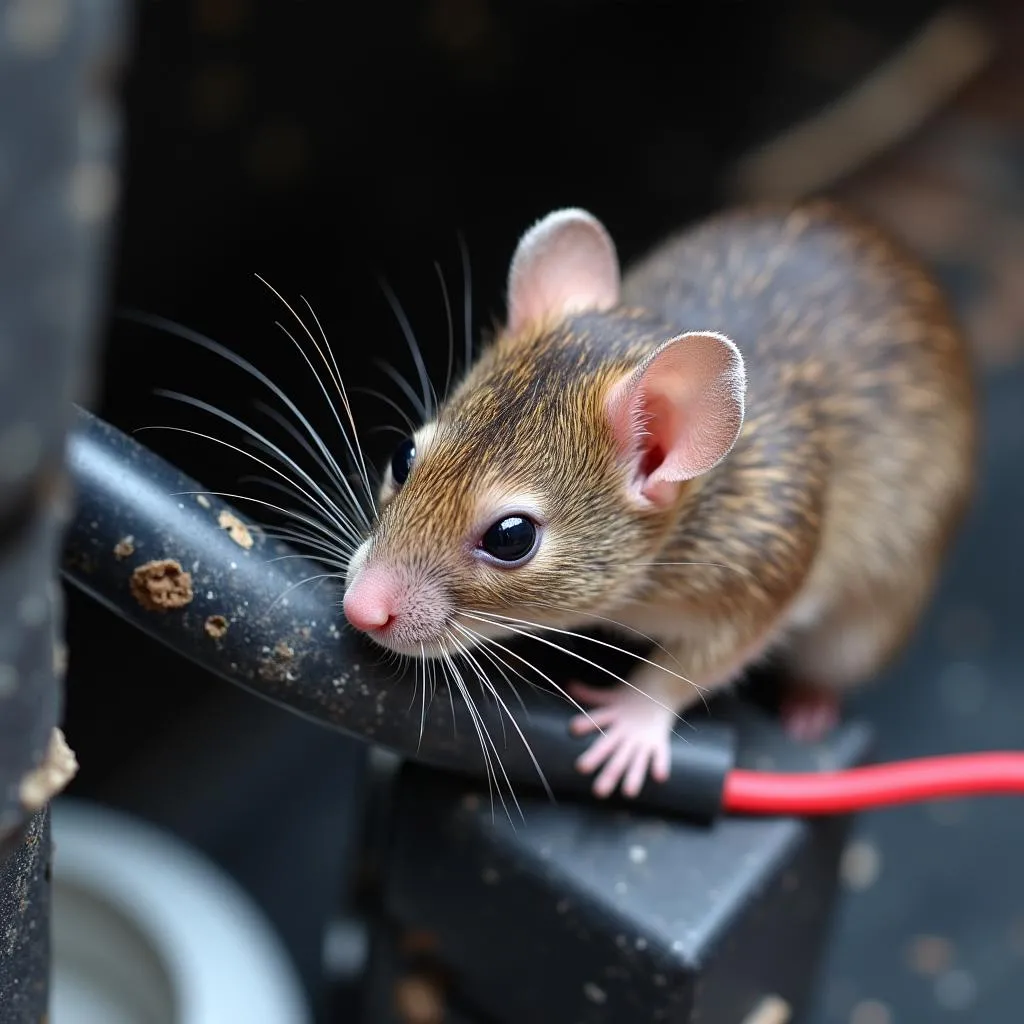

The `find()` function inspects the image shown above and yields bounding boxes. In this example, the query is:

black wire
[61,407,736,820]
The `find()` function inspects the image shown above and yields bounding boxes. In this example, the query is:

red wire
[723,752,1024,815]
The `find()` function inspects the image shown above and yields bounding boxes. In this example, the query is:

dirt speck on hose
[130,558,194,611]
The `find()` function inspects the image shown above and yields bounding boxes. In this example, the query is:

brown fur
[365,199,977,702]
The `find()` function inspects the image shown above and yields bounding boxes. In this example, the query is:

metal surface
[62,406,738,818]
[0,0,124,852]
[0,0,125,1018]
[0,812,51,1020]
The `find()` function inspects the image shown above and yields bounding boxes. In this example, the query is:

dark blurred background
[57,0,1024,1020]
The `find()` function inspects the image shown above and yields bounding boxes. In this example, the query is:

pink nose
[343,575,397,632]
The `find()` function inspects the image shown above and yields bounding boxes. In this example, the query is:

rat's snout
[343,571,398,632]
[343,557,455,654]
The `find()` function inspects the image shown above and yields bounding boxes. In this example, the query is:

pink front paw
[780,687,841,742]
[567,682,675,799]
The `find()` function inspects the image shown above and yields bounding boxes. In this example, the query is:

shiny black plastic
[62,406,738,819]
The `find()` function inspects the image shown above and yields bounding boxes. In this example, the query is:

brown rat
[342,200,977,800]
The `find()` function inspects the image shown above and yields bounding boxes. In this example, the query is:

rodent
[342,200,977,800]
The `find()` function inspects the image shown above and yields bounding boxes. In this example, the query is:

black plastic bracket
[367,701,872,1024]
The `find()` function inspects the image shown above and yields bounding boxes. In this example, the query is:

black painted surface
[381,707,870,1024]
[0,812,51,1023]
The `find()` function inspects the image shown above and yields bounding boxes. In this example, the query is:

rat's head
[343,208,746,657]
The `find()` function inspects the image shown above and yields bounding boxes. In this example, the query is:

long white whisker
[435,261,456,404]
[447,643,522,825]
[233,474,362,549]
[435,651,458,741]
[268,319,376,520]
[262,552,349,570]
[149,390,363,540]
[261,528,353,562]
[447,631,508,748]
[404,652,422,717]
[250,399,362,516]
[236,464,359,541]
[432,655,456,744]
[457,231,473,371]
[365,424,410,441]
[451,622,603,728]
[168,489,355,568]
[453,628,572,802]
[135,425,361,547]
[463,612,702,722]
[353,386,417,434]
[298,294,377,513]
[525,600,685,669]
[471,610,700,692]
[451,623,530,716]
[441,649,505,822]
[255,523,352,559]
[378,279,436,420]
[253,277,346,405]
[471,647,520,729]
[149,389,360,540]
[168,488,344,545]
[122,311,371,528]
[448,628,553,803]
[418,643,429,749]
[265,547,349,570]
[375,359,427,421]
[250,274,376,515]
[266,571,345,613]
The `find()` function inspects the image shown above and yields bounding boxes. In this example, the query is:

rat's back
[622,200,977,672]
[623,201,974,455]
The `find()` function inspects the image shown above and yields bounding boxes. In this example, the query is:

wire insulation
[724,752,1024,815]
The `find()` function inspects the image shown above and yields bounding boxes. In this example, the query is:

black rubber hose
[62,407,736,819]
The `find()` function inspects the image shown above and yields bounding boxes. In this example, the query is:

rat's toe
[622,746,653,797]
[576,729,620,774]
[781,688,840,742]
[568,681,615,706]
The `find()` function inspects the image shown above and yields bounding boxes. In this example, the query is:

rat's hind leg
[781,576,934,741]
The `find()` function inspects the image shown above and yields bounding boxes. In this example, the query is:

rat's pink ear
[506,208,621,334]
[606,331,746,509]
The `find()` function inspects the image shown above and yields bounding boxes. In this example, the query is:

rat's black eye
[479,515,538,565]
[390,437,416,486]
